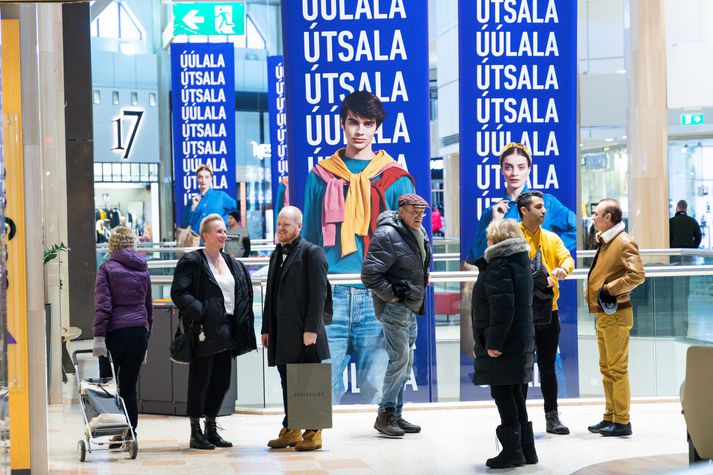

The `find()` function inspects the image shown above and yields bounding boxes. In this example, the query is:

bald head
[278,206,303,224]
[277,206,303,244]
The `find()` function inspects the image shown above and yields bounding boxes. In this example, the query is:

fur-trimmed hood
[484,237,530,263]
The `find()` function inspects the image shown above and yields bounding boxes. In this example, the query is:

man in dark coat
[262,206,331,452]
[670,200,702,250]
[361,193,432,438]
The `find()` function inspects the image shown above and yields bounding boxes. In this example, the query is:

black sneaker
[587,420,613,433]
[599,422,632,437]
[396,417,421,434]
[374,410,405,437]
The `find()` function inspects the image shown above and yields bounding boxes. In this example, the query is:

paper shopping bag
[286,363,333,429]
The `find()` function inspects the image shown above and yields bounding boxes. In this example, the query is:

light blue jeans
[378,302,417,417]
[326,285,388,404]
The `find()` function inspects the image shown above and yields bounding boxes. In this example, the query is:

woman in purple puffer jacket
[93,226,153,439]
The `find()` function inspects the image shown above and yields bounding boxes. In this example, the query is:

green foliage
[43,242,70,265]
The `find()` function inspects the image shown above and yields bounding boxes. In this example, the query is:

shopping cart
[72,349,138,462]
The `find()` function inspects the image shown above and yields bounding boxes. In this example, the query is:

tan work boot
[267,427,302,448]
[295,429,322,451]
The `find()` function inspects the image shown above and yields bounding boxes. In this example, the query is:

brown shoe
[267,427,302,448]
[295,429,322,451]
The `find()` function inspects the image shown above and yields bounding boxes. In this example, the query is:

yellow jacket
[520,223,575,311]
[586,222,645,313]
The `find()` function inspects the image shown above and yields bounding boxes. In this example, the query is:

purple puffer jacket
[93,248,153,337]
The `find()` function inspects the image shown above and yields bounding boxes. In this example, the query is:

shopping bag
[176,227,200,248]
[286,363,332,429]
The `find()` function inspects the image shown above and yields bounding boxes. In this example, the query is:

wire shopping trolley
[72,349,138,462]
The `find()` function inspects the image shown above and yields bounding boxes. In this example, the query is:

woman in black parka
[171,213,257,450]
[472,219,536,468]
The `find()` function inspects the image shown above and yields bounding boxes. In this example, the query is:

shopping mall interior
[1,0,713,473]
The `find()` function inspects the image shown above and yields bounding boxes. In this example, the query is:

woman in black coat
[471,219,536,468]
[171,213,256,450]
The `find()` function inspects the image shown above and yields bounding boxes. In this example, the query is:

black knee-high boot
[190,417,215,450]
[486,424,526,469]
[520,421,538,464]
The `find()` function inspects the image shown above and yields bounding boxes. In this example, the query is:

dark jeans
[187,350,232,418]
[98,326,149,431]
[491,384,528,426]
[277,364,289,428]
[522,311,560,413]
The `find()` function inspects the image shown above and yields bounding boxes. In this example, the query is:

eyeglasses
[402,208,426,218]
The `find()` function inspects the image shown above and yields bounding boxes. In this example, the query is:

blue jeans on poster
[326,285,388,404]
[378,302,417,417]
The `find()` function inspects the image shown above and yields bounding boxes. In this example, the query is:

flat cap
[398,193,429,208]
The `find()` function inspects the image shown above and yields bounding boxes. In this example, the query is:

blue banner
[171,43,236,231]
[267,55,288,223]
[458,0,579,400]
[281,0,434,405]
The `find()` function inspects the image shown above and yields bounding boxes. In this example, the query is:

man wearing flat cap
[585,198,645,437]
[361,193,432,437]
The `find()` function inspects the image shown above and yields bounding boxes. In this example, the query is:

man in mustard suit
[517,191,574,437]
[586,198,645,437]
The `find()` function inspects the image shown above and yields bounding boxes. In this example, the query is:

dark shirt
[669,211,702,248]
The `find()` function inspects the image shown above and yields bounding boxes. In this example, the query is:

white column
[627,0,669,247]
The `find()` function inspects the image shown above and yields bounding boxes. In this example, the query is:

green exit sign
[173,3,245,36]
[681,113,705,126]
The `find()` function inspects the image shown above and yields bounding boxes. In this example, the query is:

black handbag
[170,321,195,364]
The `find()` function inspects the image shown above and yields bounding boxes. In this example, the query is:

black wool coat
[471,237,535,386]
[171,250,257,359]
[261,237,331,366]
[361,211,431,318]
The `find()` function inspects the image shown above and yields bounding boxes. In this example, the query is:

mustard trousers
[595,307,633,424]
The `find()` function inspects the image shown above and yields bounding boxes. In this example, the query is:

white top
[207,257,235,315]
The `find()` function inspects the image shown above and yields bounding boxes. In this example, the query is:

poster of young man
[281,0,434,405]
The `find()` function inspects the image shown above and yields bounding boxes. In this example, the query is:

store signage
[173,3,245,36]
[111,109,144,160]
[681,113,704,126]
[267,55,287,216]
[171,42,236,227]
[458,0,580,400]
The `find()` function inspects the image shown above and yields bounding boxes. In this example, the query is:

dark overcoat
[171,250,256,359]
[261,237,331,366]
[471,237,535,386]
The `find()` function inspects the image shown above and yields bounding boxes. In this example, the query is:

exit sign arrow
[182,10,204,31]
[681,113,705,126]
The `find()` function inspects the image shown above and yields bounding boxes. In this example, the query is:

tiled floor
[47,398,706,474]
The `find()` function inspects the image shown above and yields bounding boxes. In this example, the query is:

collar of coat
[597,221,625,244]
[484,237,530,263]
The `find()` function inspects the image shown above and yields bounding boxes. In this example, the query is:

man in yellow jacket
[585,198,645,437]
[517,190,575,437]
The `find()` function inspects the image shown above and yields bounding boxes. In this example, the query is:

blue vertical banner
[459,1,579,400]
[171,43,236,229]
[267,55,288,222]
[281,0,434,404]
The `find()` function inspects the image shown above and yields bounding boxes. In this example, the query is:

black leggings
[491,384,528,426]
[187,350,232,418]
[99,326,149,430]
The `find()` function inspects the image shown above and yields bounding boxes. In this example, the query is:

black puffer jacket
[472,237,534,386]
[361,211,431,318]
[171,250,257,359]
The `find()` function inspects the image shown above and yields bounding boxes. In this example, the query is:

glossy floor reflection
[49,400,696,474]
